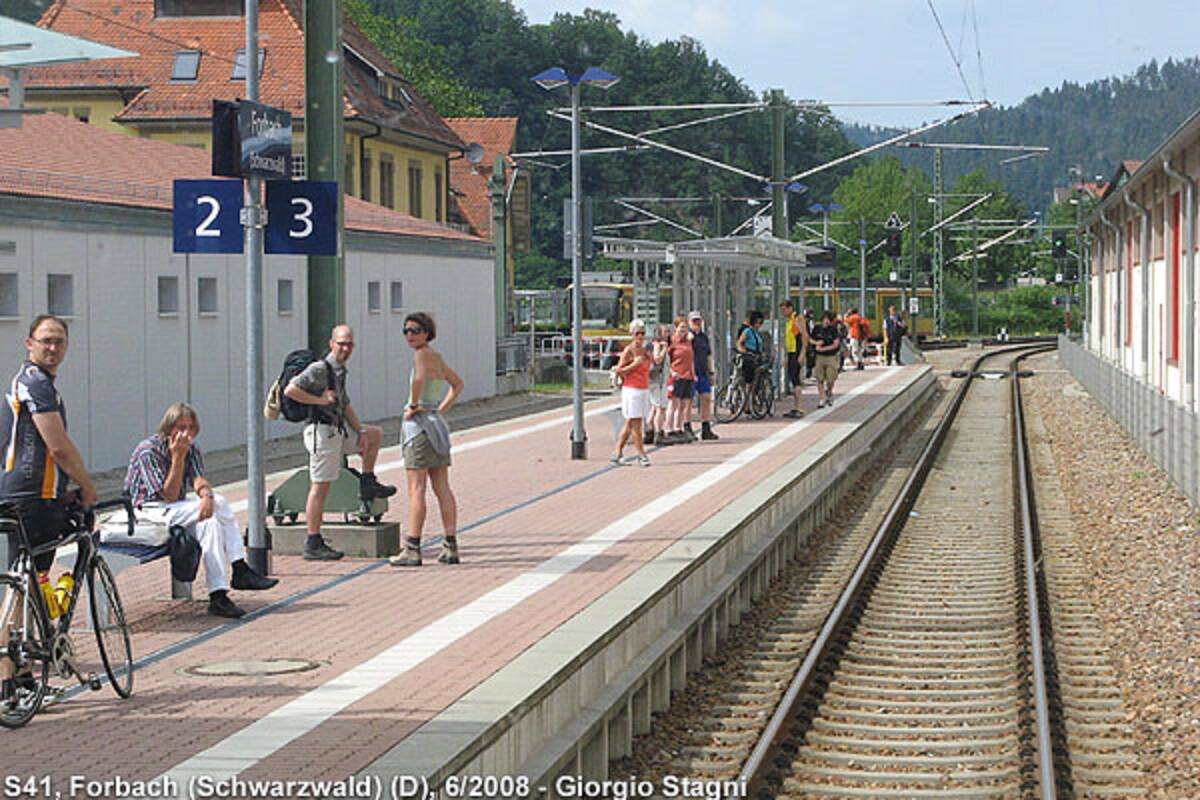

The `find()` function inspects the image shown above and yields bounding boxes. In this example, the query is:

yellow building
[8,0,464,224]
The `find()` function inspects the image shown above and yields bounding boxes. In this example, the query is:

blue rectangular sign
[265,180,338,255]
[173,179,244,254]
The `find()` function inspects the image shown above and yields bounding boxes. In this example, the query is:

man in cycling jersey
[0,315,97,708]
[736,310,767,386]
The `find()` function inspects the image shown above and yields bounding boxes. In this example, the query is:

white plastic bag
[99,504,171,547]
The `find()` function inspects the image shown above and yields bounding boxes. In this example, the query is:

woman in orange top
[611,319,652,467]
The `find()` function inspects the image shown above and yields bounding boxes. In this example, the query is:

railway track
[625,346,1145,798]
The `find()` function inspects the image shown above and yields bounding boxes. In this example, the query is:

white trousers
[164,494,245,594]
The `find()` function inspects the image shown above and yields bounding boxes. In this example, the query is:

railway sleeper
[820,694,1024,712]
[783,763,1021,787]
[838,661,1013,678]
[810,718,1020,739]
[829,674,1019,691]
[804,732,1015,752]
[779,780,1023,798]
[795,746,1021,770]
[814,705,1019,725]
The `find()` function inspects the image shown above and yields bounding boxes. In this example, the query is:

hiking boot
[359,474,397,501]
[390,538,423,567]
[303,539,344,561]
[231,561,278,591]
[684,429,697,442]
[667,431,690,445]
[437,539,460,565]
[208,592,246,619]
[782,409,805,419]
[701,423,719,441]
[653,431,666,446]
[643,430,655,445]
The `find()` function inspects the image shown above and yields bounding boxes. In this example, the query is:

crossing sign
[885,212,903,231]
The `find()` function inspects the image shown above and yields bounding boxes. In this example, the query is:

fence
[1058,334,1199,506]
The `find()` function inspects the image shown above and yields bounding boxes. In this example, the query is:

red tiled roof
[444,117,518,238]
[0,110,483,243]
[16,0,462,149]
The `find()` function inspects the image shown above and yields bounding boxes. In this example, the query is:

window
[231,48,266,80]
[47,274,73,316]
[156,0,242,16]
[361,153,372,201]
[434,168,443,222]
[0,273,16,317]
[171,50,201,81]
[407,161,423,218]
[277,279,294,315]
[157,276,179,315]
[291,154,307,180]
[379,156,395,209]
[390,281,403,312]
[367,281,381,314]
[198,277,218,315]
[344,153,355,195]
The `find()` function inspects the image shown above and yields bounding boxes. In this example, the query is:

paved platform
[0,364,934,797]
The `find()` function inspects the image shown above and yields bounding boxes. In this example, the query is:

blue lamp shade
[807,203,825,214]
[578,66,620,89]
[785,181,807,194]
[829,202,843,211]
[531,67,570,90]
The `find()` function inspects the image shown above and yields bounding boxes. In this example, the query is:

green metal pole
[909,187,917,324]
[490,155,507,340]
[972,215,979,338]
[770,89,787,387]
[305,0,345,350]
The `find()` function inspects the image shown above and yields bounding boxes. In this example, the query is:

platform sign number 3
[266,181,338,255]
[173,179,244,254]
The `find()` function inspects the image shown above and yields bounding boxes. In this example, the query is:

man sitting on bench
[124,403,276,618]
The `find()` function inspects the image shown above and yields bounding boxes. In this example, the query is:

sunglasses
[403,327,424,336]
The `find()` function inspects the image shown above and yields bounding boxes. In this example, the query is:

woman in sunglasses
[390,312,464,567]
[610,319,652,467]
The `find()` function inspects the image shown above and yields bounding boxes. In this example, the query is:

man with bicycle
[0,315,98,709]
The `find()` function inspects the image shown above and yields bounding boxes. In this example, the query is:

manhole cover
[182,658,324,677]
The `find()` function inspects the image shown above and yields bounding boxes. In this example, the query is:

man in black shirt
[810,310,843,408]
[688,311,718,440]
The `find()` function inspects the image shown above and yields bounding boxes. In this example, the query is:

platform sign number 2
[173,179,244,254]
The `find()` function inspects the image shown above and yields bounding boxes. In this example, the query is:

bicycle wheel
[749,380,771,419]
[714,379,746,424]
[0,575,51,729]
[88,557,133,698]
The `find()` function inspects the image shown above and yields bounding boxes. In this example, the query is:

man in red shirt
[844,308,869,370]
[666,316,696,444]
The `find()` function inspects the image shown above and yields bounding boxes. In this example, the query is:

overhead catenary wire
[926,0,975,101]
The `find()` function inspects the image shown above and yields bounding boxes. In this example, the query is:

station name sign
[212,99,292,181]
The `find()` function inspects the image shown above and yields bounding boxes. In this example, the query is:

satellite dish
[466,143,485,164]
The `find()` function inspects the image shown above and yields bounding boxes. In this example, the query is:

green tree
[345,0,484,117]
[829,157,933,281]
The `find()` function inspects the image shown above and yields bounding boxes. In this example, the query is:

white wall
[0,204,494,472]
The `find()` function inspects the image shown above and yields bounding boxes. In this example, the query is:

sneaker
[684,429,697,442]
[637,455,651,467]
[303,539,345,561]
[389,550,423,567]
[437,542,460,565]
[700,426,719,441]
[643,431,655,445]
[359,475,397,501]
[654,431,667,446]
[207,592,246,619]
[231,562,279,591]
[856,364,865,370]
[668,431,690,444]
[610,454,627,466]
[783,409,805,419]
[826,395,835,406]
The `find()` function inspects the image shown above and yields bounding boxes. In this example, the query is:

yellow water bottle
[38,572,60,619]
[54,574,75,614]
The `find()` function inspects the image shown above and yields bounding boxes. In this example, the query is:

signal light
[1052,230,1068,258]
[886,231,902,258]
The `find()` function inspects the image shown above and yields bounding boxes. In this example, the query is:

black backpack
[268,349,334,423]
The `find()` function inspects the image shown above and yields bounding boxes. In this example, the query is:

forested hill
[843,58,1200,210]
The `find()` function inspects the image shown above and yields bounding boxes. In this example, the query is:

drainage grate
[182,658,324,677]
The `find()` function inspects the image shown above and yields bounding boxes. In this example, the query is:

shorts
[621,386,650,420]
[815,355,840,385]
[672,378,695,400]
[695,374,712,395]
[303,423,361,483]
[2,498,68,572]
[786,351,802,388]
[403,432,451,470]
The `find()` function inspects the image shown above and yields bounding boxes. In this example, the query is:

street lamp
[533,66,620,460]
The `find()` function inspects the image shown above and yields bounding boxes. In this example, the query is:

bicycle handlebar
[86,495,136,539]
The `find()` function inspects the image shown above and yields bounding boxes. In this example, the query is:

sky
[512,0,1200,129]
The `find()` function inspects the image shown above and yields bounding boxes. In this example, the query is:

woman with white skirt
[611,319,652,467]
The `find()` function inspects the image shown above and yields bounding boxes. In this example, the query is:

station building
[1075,109,1200,504]
[0,110,494,472]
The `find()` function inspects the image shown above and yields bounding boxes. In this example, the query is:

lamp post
[533,67,620,460]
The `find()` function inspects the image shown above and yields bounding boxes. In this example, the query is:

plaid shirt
[123,434,205,507]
